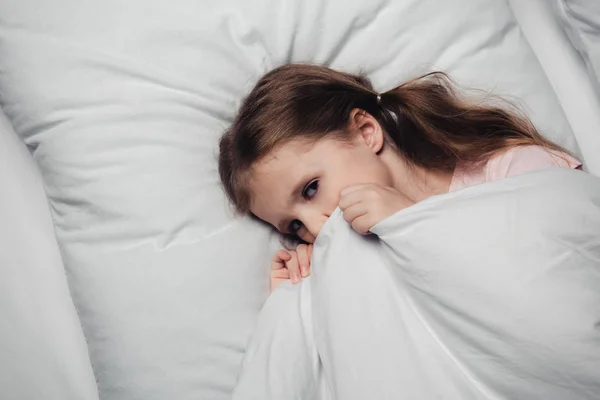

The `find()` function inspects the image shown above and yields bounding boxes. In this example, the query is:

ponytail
[374,72,569,172]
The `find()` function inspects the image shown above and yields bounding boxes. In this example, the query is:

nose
[299,209,330,241]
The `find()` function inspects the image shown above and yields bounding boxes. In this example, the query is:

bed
[1,0,599,399]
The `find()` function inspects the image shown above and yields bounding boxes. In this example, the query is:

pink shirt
[449,146,582,192]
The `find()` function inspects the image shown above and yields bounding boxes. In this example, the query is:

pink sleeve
[485,146,582,181]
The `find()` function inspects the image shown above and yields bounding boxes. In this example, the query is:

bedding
[555,0,600,92]
[509,0,600,176]
[235,168,600,400]
[0,0,590,398]
[0,110,98,400]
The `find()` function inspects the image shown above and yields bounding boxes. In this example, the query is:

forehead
[249,140,316,199]
[254,135,352,171]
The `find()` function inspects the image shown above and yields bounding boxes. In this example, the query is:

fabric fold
[235,169,600,399]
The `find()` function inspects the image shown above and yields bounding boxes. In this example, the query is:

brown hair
[219,63,569,212]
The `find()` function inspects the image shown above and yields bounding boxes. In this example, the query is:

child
[219,64,581,292]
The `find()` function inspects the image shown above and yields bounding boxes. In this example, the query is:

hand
[270,244,313,293]
[339,184,414,234]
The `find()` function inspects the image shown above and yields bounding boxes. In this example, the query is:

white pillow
[0,110,98,400]
[0,0,582,398]
[555,0,600,93]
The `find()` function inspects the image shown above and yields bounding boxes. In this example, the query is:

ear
[349,108,384,154]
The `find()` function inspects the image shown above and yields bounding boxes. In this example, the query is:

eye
[288,219,303,234]
[302,180,319,200]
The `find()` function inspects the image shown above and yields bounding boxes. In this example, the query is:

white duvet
[233,168,600,400]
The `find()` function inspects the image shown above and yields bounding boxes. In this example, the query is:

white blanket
[233,168,600,400]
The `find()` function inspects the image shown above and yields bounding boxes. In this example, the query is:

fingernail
[300,266,307,278]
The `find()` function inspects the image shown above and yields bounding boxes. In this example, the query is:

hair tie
[376,94,382,105]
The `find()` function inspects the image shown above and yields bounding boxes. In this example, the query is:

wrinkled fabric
[236,169,600,399]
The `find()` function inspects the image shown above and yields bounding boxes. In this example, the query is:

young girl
[219,64,581,292]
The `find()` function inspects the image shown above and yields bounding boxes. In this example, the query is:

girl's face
[248,111,394,243]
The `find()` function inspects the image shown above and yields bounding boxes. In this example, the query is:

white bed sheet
[235,169,600,399]
[509,0,600,175]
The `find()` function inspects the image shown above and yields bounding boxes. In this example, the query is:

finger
[342,203,369,225]
[296,244,310,278]
[350,214,375,235]
[306,244,313,277]
[272,249,292,263]
[271,249,292,270]
[339,189,366,210]
[286,251,302,284]
[340,183,373,197]
[271,268,291,279]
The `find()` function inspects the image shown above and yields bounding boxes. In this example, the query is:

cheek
[312,177,343,213]
[326,150,390,196]
[321,181,343,207]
